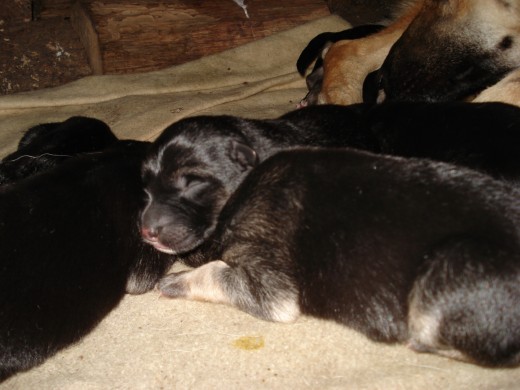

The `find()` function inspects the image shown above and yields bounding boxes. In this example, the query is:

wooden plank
[87,0,330,74]
[70,0,103,74]
[37,0,75,20]
[326,0,403,25]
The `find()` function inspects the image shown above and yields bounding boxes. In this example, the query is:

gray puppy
[158,148,520,367]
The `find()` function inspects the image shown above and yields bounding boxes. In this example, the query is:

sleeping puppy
[158,148,520,367]
[140,111,357,255]
[140,101,520,256]
[0,121,173,381]
[0,116,118,186]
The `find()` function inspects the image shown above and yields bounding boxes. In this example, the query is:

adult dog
[312,0,520,104]
[158,148,520,367]
[0,118,173,381]
[140,101,520,257]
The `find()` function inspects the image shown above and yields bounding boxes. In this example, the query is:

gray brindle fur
[158,149,520,367]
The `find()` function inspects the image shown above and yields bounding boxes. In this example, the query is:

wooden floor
[0,0,330,95]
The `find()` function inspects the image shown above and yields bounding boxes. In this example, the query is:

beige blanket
[1,15,519,389]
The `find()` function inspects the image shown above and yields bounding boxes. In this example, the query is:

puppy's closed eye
[177,174,209,197]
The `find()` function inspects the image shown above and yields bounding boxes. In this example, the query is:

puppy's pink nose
[141,227,159,241]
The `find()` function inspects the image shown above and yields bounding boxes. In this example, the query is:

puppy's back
[215,148,520,362]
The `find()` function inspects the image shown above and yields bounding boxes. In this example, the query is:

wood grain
[88,0,330,74]
[70,0,103,74]
[1,0,330,93]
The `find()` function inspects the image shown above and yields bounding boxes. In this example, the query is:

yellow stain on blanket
[232,335,265,350]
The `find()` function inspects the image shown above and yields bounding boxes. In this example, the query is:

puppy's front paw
[158,272,189,298]
[296,99,308,109]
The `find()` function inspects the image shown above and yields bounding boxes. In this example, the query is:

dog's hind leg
[158,259,301,323]
[408,237,520,367]
[319,1,421,105]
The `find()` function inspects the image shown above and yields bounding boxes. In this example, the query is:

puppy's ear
[229,140,258,171]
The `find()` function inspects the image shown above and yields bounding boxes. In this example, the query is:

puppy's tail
[296,24,385,76]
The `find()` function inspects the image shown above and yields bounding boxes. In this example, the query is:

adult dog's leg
[319,1,421,105]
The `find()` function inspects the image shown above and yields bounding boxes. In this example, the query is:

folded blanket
[1,15,519,389]
[0,15,347,158]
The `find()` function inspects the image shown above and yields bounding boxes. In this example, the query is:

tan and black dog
[307,0,520,105]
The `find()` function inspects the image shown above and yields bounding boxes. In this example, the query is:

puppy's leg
[158,260,300,323]
[408,238,520,367]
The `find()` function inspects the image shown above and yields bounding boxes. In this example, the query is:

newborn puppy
[0,122,173,381]
[140,111,359,255]
[0,116,118,186]
[141,101,520,256]
[159,148,520,367]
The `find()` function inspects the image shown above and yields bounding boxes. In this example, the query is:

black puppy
[0,121,173,381]
[0,116,118,186]
[141,101,520,257]
[297,24,385,106]
[159,148,520,367]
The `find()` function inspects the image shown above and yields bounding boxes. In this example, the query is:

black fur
[363,69,384,103]
[141,101,520,256]
[0,116,118,186]
[160,148,520,367]
[0,120,173,381]
[375,41,511,102]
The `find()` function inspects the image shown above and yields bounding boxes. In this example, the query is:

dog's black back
[281,102,520,183]
[0,122,173,381]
